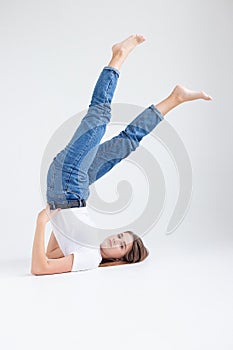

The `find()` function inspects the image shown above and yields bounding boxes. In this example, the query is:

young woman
[31,34,212,276]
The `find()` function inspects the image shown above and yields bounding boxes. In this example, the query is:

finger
[51,208,61,215]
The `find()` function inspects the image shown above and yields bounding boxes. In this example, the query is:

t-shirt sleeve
[70,248,102,272]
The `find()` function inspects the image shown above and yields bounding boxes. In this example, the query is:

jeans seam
[64,126,99,193]
[104,73,114,104]
[54,68,117,200]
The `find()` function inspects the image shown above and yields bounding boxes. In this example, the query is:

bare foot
[112,34,146,57]
[171,84,213,103]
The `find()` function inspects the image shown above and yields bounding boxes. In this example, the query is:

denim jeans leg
[46,66,120,206]
[87,104,164,185]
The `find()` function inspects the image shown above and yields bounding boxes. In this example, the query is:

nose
[112,238,120,247]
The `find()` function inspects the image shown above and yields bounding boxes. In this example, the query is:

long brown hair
[99,230,149,268]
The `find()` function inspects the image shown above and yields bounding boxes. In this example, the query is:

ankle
[154,94,182,117]
[170,85,190,104]
[169,93,183,105]
[112,47,126,59]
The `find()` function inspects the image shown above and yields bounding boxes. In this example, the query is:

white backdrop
[0,1,233,349]
[0,0,232,260]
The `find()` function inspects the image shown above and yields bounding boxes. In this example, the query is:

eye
[120,244,124,249]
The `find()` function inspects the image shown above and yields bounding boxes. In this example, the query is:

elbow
[31,264,48,276]
[31,269,40,276]
[31,267,39,275]
[31,267,42,276]
[31,268,47,276]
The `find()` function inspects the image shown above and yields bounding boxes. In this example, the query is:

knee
[120,130,139,151]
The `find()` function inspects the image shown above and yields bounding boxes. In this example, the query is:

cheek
[104,247,119,258]
[114,248,124,258]
[108,248,120,258]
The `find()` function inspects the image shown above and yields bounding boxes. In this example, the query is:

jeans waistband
[49,199,86,210]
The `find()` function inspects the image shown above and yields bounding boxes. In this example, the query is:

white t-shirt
[50,206,102,272]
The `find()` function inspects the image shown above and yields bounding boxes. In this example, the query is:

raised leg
[47,34,146,207]
[87,85,212,185]
[87,104,164,185]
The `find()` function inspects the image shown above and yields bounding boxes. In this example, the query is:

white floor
[1,233,233,350]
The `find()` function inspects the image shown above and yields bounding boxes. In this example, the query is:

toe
[201,91,212,100]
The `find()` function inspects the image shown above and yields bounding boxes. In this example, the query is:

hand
[37,203,61,225]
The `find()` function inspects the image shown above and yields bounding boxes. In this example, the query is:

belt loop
[50,201,56,210]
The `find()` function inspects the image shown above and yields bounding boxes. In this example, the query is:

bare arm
[46,231,62,256]
[46,231,58,252]
[31,220,48,274]
[31,205,73,275]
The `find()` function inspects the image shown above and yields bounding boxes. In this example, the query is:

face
[100,232,134,260]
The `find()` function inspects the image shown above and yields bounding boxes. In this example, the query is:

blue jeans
[47,66,164,209]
